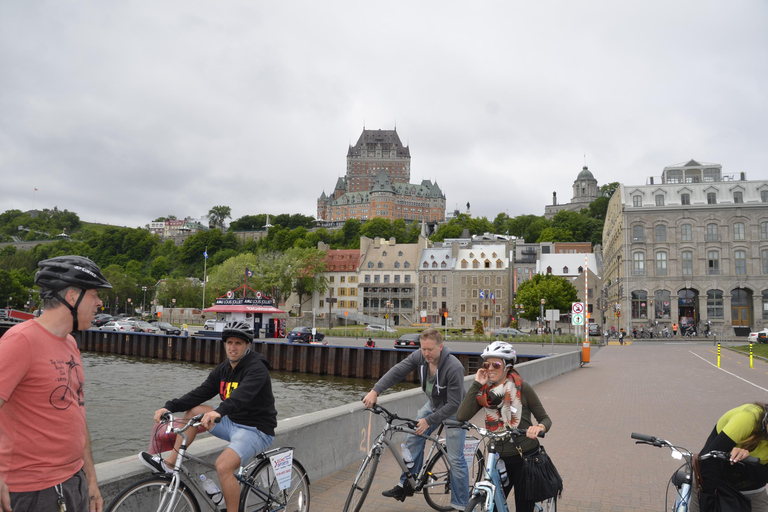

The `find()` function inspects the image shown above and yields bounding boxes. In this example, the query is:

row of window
[328,276,358,283]
[363,274,412,283]
[633,222,768,243]
[367,260,411,268]
[632,249,768,276]
[630,289,768,320]
[633,190,768,207]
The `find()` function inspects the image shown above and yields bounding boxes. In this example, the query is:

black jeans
[10,469,89,512]
[500,453,536,512]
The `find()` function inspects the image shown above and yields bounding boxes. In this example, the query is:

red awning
[203,305,287,314]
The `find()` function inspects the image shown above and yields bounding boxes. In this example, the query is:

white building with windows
[602,160,768,337]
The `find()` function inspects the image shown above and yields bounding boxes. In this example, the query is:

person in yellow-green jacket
[692,403,768,512]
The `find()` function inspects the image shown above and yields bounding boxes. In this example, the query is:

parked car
[748,329,768,343]
[204,319,217,330]
[287,326,324,343]
[490,327,528,339]
[99,321,134,332]
[134,321,161,334]
[395,333,421,349]
[154,322,182,335]
[365,324,397,333]
[588,323,601,336]
[92,314,113,327]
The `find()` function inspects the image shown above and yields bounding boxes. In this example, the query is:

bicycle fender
[473,481,497,510]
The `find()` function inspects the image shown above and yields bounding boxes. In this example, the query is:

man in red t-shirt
[0,256,112,512]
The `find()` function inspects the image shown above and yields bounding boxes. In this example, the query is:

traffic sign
[572,302,584,314]
[572,313,584,325]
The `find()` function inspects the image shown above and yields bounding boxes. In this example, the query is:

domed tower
[571,165,599,205]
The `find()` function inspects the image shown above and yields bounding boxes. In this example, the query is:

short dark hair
[420,328,443,345]
[42,286,81,310]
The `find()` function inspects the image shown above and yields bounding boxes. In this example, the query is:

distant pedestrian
[672,323,678,337]
[365,337,375,348]
[619,328,625,345]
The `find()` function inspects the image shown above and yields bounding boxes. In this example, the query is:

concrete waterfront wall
[74,329,543,383]
[96,350,581,507]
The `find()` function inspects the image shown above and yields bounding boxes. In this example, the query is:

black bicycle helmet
[35,255,112,332]
[35,256,112,298]
[222,320,254,343]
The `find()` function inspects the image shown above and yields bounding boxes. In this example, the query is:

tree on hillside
[290,247,328,314]
[208,205,232,229]
[341,218,362,247]
[515,274,579,323]
[360,217,392,240]
[584,196,610,220]
[536,227,574,243]
[600,182,620,198]
[229,214,267,232]
[206,253,262,301]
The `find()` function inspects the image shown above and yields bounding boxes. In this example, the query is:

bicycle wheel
[342,449,380,512]
[535,497,557,512]
[106,476,200,512]
[423,446,483,512]
[239,458,310,512]
[464,494,488,512]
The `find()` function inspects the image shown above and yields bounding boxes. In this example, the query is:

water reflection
[82,353,416,463]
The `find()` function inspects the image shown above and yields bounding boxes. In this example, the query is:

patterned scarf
[476,370,524,432]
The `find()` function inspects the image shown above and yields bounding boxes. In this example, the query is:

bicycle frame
[157,415,296,512]
[473,451,509,512]
[369,414,450,492]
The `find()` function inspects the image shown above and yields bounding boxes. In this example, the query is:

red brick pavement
[311,341,768,511]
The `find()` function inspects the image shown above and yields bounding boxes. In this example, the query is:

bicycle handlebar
[631,432,760,466]
[160,412,222,435]
[365,403,419,429]
[461,421,545,439]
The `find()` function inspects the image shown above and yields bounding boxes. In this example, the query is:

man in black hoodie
[139,321,277,510]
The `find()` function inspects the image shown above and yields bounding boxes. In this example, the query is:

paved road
[309,340,768,511]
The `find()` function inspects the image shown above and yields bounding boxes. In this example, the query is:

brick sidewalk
[311,341,768,511]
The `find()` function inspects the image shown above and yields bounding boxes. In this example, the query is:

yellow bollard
[750,343,754,369]
[717,342,721,368]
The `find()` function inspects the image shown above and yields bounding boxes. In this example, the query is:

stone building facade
[317,128,446,224]
[544,166,600,219]
[602,160,768,337]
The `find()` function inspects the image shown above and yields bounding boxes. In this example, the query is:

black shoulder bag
[519,444,564,502]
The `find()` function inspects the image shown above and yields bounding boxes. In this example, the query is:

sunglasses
[482,361,505,370]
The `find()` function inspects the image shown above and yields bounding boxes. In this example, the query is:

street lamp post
[6,296,11,310]
[127,298,132,316]
[141,286,148,318]
[172,298,176,324]
[540,298,546,335]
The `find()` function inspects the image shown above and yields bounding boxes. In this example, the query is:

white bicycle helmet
[481,341,517,365]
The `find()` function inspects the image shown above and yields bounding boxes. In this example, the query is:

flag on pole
[479,290,485,299]
[246,268,254,277]
[491,292,495,304]
[203,250,208,259]
[34,188,38,191]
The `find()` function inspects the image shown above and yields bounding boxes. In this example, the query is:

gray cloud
[1,1,766,227]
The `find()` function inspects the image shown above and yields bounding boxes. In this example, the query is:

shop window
[655,290,671,319]
[632,290,648,319]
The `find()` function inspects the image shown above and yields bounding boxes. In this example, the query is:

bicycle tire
[464,494,488,512]
[423,446,483,512]
[535,497,557,512]
[105,476,200,512]
[343,450,380,512]
[239,458,310,512]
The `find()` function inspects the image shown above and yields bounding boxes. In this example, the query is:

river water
[82,353,416,464]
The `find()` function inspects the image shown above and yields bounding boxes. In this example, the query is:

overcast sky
[2,1,767,229]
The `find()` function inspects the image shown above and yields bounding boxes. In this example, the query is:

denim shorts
[209,416,274,464]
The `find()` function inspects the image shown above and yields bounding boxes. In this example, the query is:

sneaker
[139,452,172,474]
[381,484,413,501]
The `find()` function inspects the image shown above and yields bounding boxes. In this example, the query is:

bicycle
[631,432,760,511]
[106,412,310,512]
[460,422,555,512]
[343,403,484,512]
